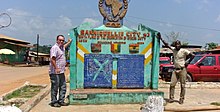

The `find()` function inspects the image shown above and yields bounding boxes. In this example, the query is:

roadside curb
[159,82,220,89]
[19,84,50,112]
[0,82,28,102]
[165,105,220,111]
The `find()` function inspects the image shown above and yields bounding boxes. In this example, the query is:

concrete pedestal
[69,89,164,104]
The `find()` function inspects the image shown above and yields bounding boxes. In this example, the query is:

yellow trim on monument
[77,53,84,63]
[141,42,152,54]
[144,54,152,65]
[77,42,90,54]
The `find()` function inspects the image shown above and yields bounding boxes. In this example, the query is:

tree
[205,42,218,50]
[31,44,52,54]
[165,31,188,46]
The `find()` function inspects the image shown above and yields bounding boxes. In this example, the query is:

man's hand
[157,33,161,40]
[55,68,61,74]
[185,62,189,68]
[67,38,72,42]
[64,38,72,48]
[157,32,172,50]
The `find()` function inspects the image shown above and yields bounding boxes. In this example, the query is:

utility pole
[36,34,39,64]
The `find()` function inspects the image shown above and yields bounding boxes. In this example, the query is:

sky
[1,0,220,47]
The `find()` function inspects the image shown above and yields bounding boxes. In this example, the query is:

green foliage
[31,44,52,54]
[205,42,218,50]
[211,102,220,106]
[182,42,189,46]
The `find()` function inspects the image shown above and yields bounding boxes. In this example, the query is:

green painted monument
[69,0,164,104]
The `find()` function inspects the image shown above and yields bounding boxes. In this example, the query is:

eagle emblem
[99,0,128,28]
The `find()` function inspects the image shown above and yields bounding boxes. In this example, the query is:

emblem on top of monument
[99,0,128,28]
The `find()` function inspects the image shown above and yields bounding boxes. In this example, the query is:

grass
[4,85,45,100]
[210,102,220,106]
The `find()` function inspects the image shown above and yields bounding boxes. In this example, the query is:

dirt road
[0,64,50,96]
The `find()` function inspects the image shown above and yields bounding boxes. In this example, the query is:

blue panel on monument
[84,54,113,88]
[117,55,145,88]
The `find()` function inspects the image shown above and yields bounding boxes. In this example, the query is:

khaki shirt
[171,47,190,68]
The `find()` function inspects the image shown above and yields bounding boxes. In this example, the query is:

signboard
[84,54,113,88]
[117,55,145,88]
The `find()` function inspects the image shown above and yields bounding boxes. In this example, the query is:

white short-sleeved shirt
[49,43,66,74]
[171,47,190,68]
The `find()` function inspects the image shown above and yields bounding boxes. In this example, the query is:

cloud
[4,9,46,35]
[215,14,220,23]
[29,17,44,30]
[1,9,102,45]
[159,23,173,28]
[197,0,210,12]
[173,0,183,4]
[5,9,34,31]
[202,0,209,4]
[205,33,215,38]
[1,8,75,45]
[51,15,73,31]
[82,18,101,27]
[166,23,173,27]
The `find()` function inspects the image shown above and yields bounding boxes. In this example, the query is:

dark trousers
[49,73,66,104]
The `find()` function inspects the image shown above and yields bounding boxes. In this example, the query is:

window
[200,56,215,66]
[160,60,170,64]
[190,56,203,64]
[219,56,220,65]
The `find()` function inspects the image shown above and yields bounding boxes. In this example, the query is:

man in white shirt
[49,35,72,107]
[157,33,194,104]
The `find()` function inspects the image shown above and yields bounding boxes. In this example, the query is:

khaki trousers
[169,68,187,100]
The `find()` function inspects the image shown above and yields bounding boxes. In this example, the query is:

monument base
[69,89,164,104]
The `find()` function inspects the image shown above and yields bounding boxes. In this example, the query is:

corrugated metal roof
[4,41,34,48]
[0,34,30,44]
[160,48,202,53]
[29,51,49,56]
[160,48,172,53]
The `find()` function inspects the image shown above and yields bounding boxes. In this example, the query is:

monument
[69,0,164,104]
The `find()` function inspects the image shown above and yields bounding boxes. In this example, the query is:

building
[160,45,204,58]
[207,46,220,54]
[29,51,50,65]
[0,34,33,63]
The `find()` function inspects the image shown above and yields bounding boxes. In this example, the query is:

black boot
[179,98,184,104]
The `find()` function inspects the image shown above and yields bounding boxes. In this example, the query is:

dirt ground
[0,64,50,96]
[2,63,220,112]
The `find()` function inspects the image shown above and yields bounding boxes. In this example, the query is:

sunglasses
[58,39,65,42]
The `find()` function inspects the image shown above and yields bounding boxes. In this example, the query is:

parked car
[159,57,174,81]
[187,54,220,82]
[163,54,220,82]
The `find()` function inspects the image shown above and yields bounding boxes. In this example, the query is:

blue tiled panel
[117,55,145,88]
[84,54,113,88]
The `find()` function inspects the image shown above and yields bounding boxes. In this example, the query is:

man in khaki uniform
[157,33,194,104]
